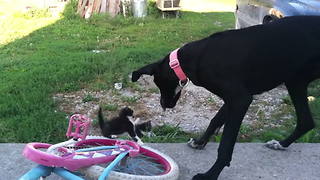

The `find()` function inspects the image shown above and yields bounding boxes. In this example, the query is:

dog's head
[131,58,182,110]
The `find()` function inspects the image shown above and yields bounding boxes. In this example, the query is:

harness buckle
[169,59,180,69]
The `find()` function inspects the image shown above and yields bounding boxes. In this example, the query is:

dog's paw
[146,131,156,137]
[137,139,144,146]
[187,138,207,150]
[192,173,215,180]
[110,135,118,139]
[265,140,286,150]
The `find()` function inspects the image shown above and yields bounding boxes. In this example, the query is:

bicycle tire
[79,144,179,180]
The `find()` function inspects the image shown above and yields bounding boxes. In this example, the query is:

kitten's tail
[98,107,106,131]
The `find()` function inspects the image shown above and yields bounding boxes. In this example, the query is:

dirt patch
[53,76,291,135]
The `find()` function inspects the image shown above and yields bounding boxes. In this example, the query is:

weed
[298,130,316,143]
[308,80,320,97]
[91,118,99,127]
[121,96,140,104]
[147,0,161,17]
[148,87,160,93]
[62,0,79,20]
[103,104,119,111]
[239,124,251,135]
[127,82,144,92]
[142,124,196,143]
[82,94,99,103]
[213,134,222,142]
[282,96,292,105]
[207,97,215,104]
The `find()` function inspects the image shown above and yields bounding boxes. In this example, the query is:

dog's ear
[132,62,159,82]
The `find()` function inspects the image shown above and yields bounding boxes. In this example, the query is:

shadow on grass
[0,1,235,143]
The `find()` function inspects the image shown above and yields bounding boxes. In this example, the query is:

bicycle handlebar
[46,138,77,155]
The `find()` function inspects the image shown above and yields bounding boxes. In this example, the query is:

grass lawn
[0,0,235,143]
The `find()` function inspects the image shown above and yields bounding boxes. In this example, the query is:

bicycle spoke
[107,154,165,175]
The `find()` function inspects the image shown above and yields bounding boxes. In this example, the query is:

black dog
[98,107,151,145]
[132,16,320,180]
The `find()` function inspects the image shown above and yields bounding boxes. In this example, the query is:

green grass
[142,124,196,143]
[82,94,99,103]
[0,0,235,143]
[237,91,320,143]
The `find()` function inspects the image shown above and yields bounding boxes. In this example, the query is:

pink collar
[169,48,189,86]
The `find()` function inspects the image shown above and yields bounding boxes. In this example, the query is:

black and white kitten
[98,107,151,145]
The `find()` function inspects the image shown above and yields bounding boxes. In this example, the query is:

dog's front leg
[193,95,252,180]
[188,104,228,149]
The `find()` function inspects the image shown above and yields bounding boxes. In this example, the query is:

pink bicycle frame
[66,114,91,140]
[23,139,140,171]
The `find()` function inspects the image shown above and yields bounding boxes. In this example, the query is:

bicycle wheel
[77,139,179,180]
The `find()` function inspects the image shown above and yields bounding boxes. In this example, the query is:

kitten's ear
[132,62,159,82]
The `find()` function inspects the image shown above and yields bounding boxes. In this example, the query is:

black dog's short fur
[132,16,320,180]
[98,107,151,144]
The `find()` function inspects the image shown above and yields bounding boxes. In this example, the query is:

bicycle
[20,114,179,180]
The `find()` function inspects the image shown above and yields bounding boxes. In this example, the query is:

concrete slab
[0,144,63,180]
[1,143,320,180]
[148,143,320,180]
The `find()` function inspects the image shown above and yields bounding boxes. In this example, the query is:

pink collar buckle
[169,48,189,87]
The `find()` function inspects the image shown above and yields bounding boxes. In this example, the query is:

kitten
[98,107,151,145]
